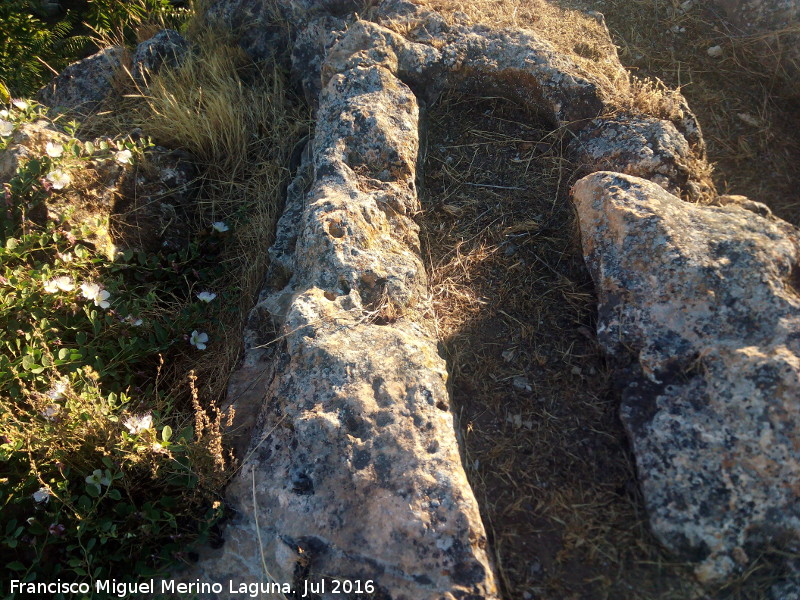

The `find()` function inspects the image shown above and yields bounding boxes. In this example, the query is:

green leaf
[6,238,18,250]
[58,348,69,360]
[161,425,172,442]
[6,561,25,572]
[107,489,121,501]
[21,355,35,371]
[153,322,167,344]
[84,140,95,155]
[85,484,100,498]
[27,520,46,535]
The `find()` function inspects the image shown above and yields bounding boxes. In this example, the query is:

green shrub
[0,0,190,98]
[0,100,231,594]
[0,1,73,97]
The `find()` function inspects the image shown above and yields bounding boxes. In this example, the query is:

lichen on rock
[571,171,800,585]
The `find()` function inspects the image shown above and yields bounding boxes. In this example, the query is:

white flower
[124,314,143,326]
[45,142,64,158]
[44,276,75,293]
[93,289,110,308]
[80,281,111,308]
[211,221,229,233]
[56,252,73,263]
[0,109,9,118]
[85,469,111,488]
[46,169,71,190]
[80,281,100,299]
[196,291,217,303]
[46,380,68,400]
[114,149,132,165]
[32,487,51,503]
[12,100,28,111]
[41,404,61,421]
[189,330,209,350]
[0,119,13,137]
[123,413,153,434]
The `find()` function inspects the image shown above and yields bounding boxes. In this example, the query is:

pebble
[512,375,532,393]
[707,45,723,58]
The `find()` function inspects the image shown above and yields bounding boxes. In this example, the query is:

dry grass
[419,89,705,600]
[555,0,800,224]
[411,0,800,224]
[129,29,305,433]
[80,22,305,483]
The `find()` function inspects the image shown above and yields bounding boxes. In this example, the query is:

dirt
[557,0,800,225]
[418,91,703,600]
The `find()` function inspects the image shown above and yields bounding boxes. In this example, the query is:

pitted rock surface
[37,46,123,114]
[179,0,800,595]
[131,29,190,86]
[572,171,800,585]
[187,18,498,599]
[570,115,713,201]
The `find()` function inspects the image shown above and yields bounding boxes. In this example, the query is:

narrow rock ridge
[187,10,500,600]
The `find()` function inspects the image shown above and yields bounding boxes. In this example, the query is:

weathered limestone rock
[571,171,800,585]
[37,30,189,114]
[0,119,197,255]
[0,120,68,182]
[570,115,713,201]
[187,14,499,600]
[188,0,733,594]
[131,29,190,86]
[37,46,123,114]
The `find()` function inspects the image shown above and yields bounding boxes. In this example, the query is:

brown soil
[417,0,800,225]
[418,91,704,600]
[580,0,800,225]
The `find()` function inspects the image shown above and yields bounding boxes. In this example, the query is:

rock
[571,171,800,585]
[208,0,628,124]
[201,0,362,64]
[772,578,800,600]
[570,115,713,201]
[183,1,722,595]
[131,29,190,86]
[512,376,532,393]
[37,46,123,115]
[0,120,68,182]
[707,44,724,58]
[184,9,499,598]
[0,117,198,255]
